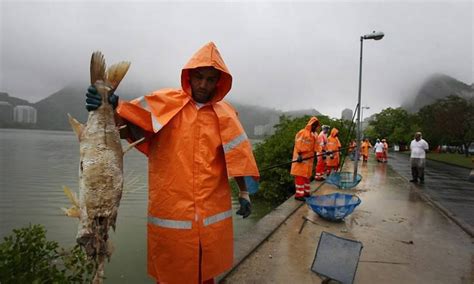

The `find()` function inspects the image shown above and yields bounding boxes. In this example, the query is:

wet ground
[221,156,473,283]
[388,152,474,235]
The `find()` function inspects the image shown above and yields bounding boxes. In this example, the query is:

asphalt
[219,154,474,284]
[387,152,474,236]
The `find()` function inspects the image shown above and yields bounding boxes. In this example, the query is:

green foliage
[0,224,94,283]
[418,95,474,152]
[366,107,419,146]
[253,115,347,204]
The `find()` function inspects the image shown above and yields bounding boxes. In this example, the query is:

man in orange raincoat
[326,128,342,173]
[290,117,320,201]
[360,138,372,162]
[85,42,259,284]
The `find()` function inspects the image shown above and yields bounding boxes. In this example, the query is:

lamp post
[353,31,384,180]
[360,106,370,135]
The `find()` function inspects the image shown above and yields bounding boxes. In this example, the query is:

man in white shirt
[409,132,429,184]
[374,139,385,162]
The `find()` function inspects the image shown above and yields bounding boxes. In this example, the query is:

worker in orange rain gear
[326,128,342,174]
[314,125,330,181]
[348,139,357,161]
[86,42,259,284]
[382,138,389,163]
[290,117,321,201]
[360,138,373,162]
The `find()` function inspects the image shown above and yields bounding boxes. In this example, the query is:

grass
[426,152,474,169]
[397,151,473,169]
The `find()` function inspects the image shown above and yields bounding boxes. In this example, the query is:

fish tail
[106,61,131,91]
[90,51,107,85]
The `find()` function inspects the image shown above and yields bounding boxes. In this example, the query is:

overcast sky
[1,0,472,118]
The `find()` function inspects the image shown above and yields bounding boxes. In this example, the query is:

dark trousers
[410,158,425,181]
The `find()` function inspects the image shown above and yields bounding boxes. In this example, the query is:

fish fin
[61,207,80,218]
[67,114,84,140]
[63,185,79,207]
[107,61,131,91]
[90,51,107,85]
[123,137,146,155]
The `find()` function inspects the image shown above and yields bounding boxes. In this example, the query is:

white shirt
[374,142,384,153]
[410,139,429,158]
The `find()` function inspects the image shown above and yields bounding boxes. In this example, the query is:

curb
[218,183,327,282]
[410,184,474,238]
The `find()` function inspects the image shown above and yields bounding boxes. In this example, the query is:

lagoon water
[0,128,272,283]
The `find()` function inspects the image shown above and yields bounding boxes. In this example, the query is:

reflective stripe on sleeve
[223,133,248,153]
[135,96,151,111]
[148,216,192,229]
[151,115,163,133]
[203,209,233,226]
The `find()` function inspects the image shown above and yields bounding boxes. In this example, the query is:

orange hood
[305,116,319,132]
[181,42,232,103]
[330,128,339,137]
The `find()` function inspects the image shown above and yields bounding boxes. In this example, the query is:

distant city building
[13,105,37,124]
[0,101,14,123]
[341,108,353,121]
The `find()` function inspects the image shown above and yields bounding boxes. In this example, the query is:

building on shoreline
[13,105,37,124]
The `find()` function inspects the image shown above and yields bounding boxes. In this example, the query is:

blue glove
[85,85,119,111]
[236,191,251,218]
[296,154,303,163]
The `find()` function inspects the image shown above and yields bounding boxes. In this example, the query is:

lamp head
[363,31,384,40]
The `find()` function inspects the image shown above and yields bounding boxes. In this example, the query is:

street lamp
[353,31,384,180]
[361,106,370,134]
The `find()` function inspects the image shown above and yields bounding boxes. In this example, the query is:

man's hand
[236,191,251,218]
[296,154,303,163]
[85,85,119,111]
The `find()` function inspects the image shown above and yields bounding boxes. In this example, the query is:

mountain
[0,92,33,106]
[33,85,138,130]
[283,108,322,118]
[402,74,474,112]
[2,86,322,136]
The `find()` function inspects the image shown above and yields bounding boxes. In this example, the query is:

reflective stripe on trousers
[148,209,233,229]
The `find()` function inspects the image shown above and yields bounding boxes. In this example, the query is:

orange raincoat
[326,128,342,168]
[290,117,320,178]
[116,42,259,283]
[361,140,372,158]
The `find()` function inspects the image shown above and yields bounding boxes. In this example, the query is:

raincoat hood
[305,116,319,132]
[181,42,232,103]
[330,128,339,137]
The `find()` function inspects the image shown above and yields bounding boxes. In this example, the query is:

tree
[366,107,418,148]
[418,95,474,156]
[253,115,346,204]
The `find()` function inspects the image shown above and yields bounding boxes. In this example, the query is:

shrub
[0,224,94,283]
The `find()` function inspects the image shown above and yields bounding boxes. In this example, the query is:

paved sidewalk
[221,158,473,284]
[388,152,474,236]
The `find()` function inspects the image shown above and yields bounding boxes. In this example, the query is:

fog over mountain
[1,1,472,119]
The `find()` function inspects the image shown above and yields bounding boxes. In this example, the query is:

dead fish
[64,51,141,283]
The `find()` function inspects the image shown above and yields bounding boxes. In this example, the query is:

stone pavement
[220,157,473,284]
[388,152,474,236]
